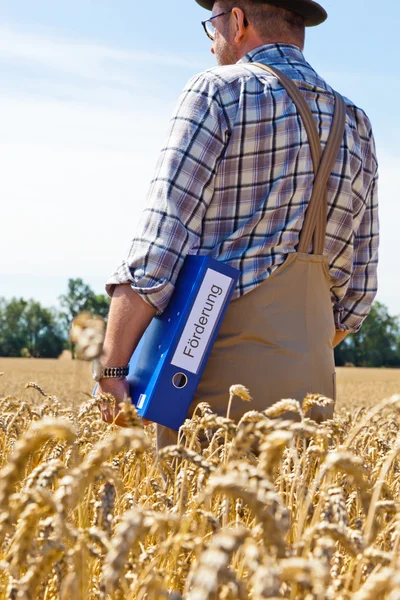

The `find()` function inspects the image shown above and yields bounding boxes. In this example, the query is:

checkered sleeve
[333,148,379,333]
[105,73,229,314]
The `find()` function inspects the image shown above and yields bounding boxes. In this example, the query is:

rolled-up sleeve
[333,161,379,333]
[105,73,229,314]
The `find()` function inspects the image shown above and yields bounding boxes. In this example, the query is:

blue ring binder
[94,255,239,431]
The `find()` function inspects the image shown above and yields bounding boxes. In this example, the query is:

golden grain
[0,361,399,598]
[184,527,248,600]
[264,398,303,418]
[352,567,395,600]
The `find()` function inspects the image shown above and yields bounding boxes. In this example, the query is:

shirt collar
[237,43,327,90]
[238,43,307,66]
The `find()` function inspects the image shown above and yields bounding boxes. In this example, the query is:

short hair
[218,0,305,45]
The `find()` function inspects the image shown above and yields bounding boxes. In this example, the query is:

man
[98,0,379,447]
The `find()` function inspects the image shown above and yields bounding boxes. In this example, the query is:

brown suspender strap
[252,63,322,175]
[309,92,346,254]
[251,62,346,255]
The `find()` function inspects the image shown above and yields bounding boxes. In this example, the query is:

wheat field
[0,358,400,599]
[1,358,400,410]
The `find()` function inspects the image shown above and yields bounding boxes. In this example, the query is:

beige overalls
[156,64,347,451]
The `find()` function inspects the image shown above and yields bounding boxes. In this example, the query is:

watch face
[92,359,103,381]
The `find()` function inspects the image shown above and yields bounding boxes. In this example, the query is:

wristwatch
[91,358,129,382]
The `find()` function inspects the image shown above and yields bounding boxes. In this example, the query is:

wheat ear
[0,419,75,515]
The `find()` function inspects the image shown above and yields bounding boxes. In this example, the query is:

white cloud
[0,24,201,86]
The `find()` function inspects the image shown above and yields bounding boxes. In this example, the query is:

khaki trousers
[156,252,336,450]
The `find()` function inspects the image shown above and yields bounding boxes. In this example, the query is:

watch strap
[103,366,129,378]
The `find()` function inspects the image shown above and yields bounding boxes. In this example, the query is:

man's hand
[96,284,156,428]
[98,378,131,426]
[98,378,151,427]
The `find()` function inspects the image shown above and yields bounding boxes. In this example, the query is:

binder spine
[133,260,209,417]
[128,256,240,429]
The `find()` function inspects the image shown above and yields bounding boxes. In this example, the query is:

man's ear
[232,7,247,43]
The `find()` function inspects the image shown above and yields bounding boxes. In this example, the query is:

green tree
[58,278,110,332]
[0,297,28,356]
[58,278,94,331]
[58,278,110,357]
[85,294,110,320]
[24,302,65,358]
[0,298,65,358]
[335,302,400,367]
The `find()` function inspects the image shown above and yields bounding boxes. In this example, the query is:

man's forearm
[101,284,157,365]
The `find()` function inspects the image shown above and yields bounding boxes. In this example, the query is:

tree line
[0,280,399,367]
[0,279,110,358]
[334,302,400,368]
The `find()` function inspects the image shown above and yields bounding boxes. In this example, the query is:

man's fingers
[100,403,152,427]
[114,412,129,427]
[100,405,114,424]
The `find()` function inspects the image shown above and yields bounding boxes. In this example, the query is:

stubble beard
[214,35,238,66]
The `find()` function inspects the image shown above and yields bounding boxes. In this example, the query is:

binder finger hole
[172,373,188,389]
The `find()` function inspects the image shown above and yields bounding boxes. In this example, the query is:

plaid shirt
[106,44,379,333]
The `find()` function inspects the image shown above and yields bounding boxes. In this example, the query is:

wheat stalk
[184,527,248,599]
[0,420,76,516]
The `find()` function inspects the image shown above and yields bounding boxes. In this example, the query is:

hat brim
[195,0,327,27]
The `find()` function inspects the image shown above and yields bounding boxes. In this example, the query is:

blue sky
[0,0,399,316]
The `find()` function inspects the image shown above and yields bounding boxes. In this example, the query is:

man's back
[106,43,378,334]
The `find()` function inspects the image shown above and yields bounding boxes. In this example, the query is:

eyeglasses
[201,10,233,41]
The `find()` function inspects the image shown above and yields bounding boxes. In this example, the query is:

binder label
[170,268,233,374]
[137,394,147,409]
